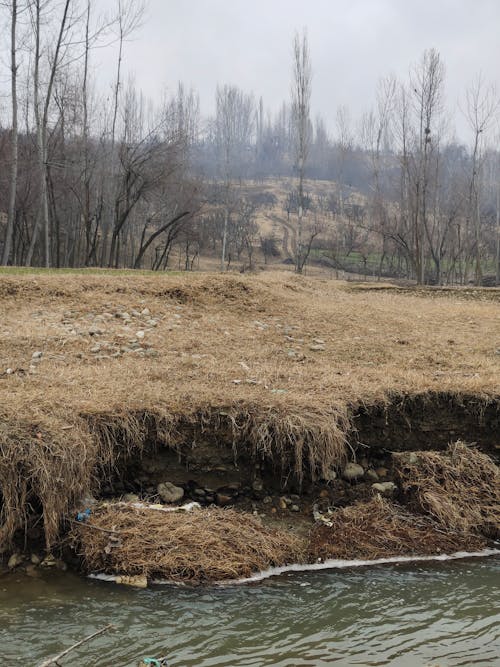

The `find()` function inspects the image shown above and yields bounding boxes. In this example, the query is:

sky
[3,0,500,141]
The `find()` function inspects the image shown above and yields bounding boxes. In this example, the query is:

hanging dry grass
[70,504,305,583]
[393,442,500,538]
[308,496,487,562]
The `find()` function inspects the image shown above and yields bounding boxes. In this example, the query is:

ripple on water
[0,557,499,666]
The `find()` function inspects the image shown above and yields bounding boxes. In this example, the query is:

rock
[141,308,151,317]
[319,489,330,498]
[90,345,101,353]
[30,553,42,565]
[324,468,337,481]
[215,493,232,506]
[291,504,300,512]
[88,326,103,336]
[146,319,158,327]
[312,338,325,345]
[365,469,380,482]
[252,478,264,492]
[193,488,206,497]
[342,462,365,481]
[8,553,23,569]
[309,344,325,351]
[31,351,43,360]
[136,330,145,339]
[263,496,273,504]
[157,481,184,503]
[372,482,397,497]
[278,498,287,510]
[375,466,389,479]
[115,574,148,588]
[122,493,140,503]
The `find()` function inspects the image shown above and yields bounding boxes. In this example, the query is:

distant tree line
[0,2,499,284]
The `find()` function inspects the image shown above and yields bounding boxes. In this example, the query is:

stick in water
[37,624,114,667]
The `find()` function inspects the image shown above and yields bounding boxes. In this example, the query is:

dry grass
[394,442,500,538]
[308,496,487,561]
[0,270,499,550]
[70,504,305,582]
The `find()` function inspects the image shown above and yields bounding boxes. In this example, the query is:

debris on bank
[394,441,500,538]
[308,495,487,562]
[70,503,305,584]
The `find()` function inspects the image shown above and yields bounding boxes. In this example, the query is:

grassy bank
[0,270,499,554]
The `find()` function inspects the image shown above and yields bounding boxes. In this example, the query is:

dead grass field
[0,270,499,551]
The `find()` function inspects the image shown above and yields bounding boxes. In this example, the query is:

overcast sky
[6,0,500,142]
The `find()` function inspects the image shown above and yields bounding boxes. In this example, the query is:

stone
[252,478,264,492]
[30,553,42,565]
[291,504,300,512]
[141,308,151,316]
[342,462,365,481]
[31,351,43,360]
[263,496,273,504]
[278,498,287,510]
[146,319,158,327]
[365,469,380,482]
[375,467,389,479]
[323,468,337,481]
[115,574,148,588]
[88,326,104,336]
[90,345,101,353]
[122,493,140,503]
[319,489,330,498]
[8,553,23,569]
[372,482,397,497]
[136,330,145,339]
[309,344,325,351]
[216,493,233,506]
[312,338,325,345]
[194,488,206,497]
[157,482,184,503]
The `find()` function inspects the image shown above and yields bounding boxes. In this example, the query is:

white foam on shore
[88,548,500,587]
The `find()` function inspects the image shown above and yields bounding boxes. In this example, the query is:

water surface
[1,556,499,666]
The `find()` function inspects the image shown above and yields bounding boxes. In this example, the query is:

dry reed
[70,504,305,582]
[393,442,500,538]
[308,496,487,561]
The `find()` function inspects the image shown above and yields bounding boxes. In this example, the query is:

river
[1,556,499,666]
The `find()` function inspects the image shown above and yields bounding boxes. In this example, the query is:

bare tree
[463,76,499,284]
[291,28,312,273]
[1,0,20,265]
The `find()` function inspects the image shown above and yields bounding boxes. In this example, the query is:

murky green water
[1,557,499,666]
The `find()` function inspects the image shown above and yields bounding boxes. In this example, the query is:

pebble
[7,553,23,569]
[278,498,287,510]
[216,493,232,506]
[342,462,365,481]
[136,331,145,339]
[141,308,151,317]
[115,574,148,588]
[365,469,379,482]
[309,344,325,351]
[291,504,300,512]
[372,482,397,497]
[157,481,184,503]
[375,467,389,479]
[31,351,43,360]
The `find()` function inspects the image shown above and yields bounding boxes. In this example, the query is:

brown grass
[308,496,487,561]
[70,504,305,582]
[394,442,500,538]
[0,270,499,551]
